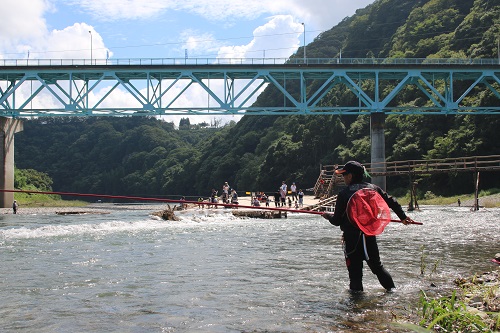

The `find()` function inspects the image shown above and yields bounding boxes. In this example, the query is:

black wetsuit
[325,182,407,291]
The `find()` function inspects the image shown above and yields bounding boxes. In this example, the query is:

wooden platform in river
[232,209,287,219]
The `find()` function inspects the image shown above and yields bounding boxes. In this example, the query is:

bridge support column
[370,112,386,191]
[0,117,23,208]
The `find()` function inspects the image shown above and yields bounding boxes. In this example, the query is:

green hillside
[15,0,500,199]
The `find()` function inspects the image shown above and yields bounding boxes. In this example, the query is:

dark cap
[335,161,364,175]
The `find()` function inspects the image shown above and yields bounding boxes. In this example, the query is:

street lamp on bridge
[301,23,306,63]
[89,30,93,64]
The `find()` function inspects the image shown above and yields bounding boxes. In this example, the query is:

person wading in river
[322,161,415,292]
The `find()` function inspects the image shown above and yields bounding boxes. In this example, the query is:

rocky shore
[455,269,500,313]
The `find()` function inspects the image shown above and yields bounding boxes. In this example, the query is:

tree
[179,118,190,130]
[14,168,53,191]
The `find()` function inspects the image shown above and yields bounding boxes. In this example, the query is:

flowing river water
[0,204,499,332]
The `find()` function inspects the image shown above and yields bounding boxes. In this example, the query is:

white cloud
[285,0,375,31]
[69,0,375,31]
[0,1,110,60]
[35,24,111,59]
[0,0,51,56]
[0,0,50,40]
[180,31,222,57]
[178,15,302,59]
[78,0,177,21]
[218,15,302,59]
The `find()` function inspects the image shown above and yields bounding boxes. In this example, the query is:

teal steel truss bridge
[0,58,499,117]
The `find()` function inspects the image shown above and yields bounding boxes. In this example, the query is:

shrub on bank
[395,270,500,332]
[13,190,87,207]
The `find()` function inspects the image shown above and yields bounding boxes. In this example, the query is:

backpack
[346,188,391,236]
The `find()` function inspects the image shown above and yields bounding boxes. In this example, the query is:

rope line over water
[1,189,422,225]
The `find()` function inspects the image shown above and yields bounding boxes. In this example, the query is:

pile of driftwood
[232,210,287,219]
[151,205,288,221]
[151,204,180,221]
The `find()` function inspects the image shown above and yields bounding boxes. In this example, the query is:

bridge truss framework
[0,58,499,117]
[0,58,499,207]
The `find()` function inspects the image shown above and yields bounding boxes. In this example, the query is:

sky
[0,0,375,125]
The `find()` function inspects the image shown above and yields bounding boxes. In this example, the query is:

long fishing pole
[0,189,422,225]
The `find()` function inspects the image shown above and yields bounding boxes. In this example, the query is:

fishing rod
[0,189,422,225]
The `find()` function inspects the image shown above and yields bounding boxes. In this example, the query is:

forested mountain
[16,117,215,197]
[15,0,500,199]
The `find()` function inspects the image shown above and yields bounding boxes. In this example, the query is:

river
[0,205,498,332]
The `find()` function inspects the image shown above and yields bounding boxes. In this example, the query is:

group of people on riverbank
[247,181,306,209]
[193,180,307,209]
[203,182,239,208]
[273,181,304,208]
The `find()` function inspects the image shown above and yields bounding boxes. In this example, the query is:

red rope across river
[0,189,422,225]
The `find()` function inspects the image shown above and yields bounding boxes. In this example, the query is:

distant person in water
[322,161,415,292]
[12,200,18,214]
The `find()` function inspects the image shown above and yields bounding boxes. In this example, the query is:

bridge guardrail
[322,155,500,177]
[0,57,499,67]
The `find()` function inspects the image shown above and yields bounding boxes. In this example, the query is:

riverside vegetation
[401,189,500,208]
[395,247,500,332]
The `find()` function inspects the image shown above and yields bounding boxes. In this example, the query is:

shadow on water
[323,291,404,332]
[269,284,419,332]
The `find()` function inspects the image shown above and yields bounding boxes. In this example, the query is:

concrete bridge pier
[0,117,23,208]
[370,112,386,191]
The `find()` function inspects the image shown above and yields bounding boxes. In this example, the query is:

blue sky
[1,0,375,61]
[1,0,375,124]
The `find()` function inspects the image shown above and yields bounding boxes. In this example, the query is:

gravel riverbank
[1,195,322,216]
[0,203,170,216]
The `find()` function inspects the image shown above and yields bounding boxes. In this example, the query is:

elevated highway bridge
[0,57,499,207]
[1,57,499,116]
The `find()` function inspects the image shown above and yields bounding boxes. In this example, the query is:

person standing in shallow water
[12,200,18,214]
[322,161,415,292]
